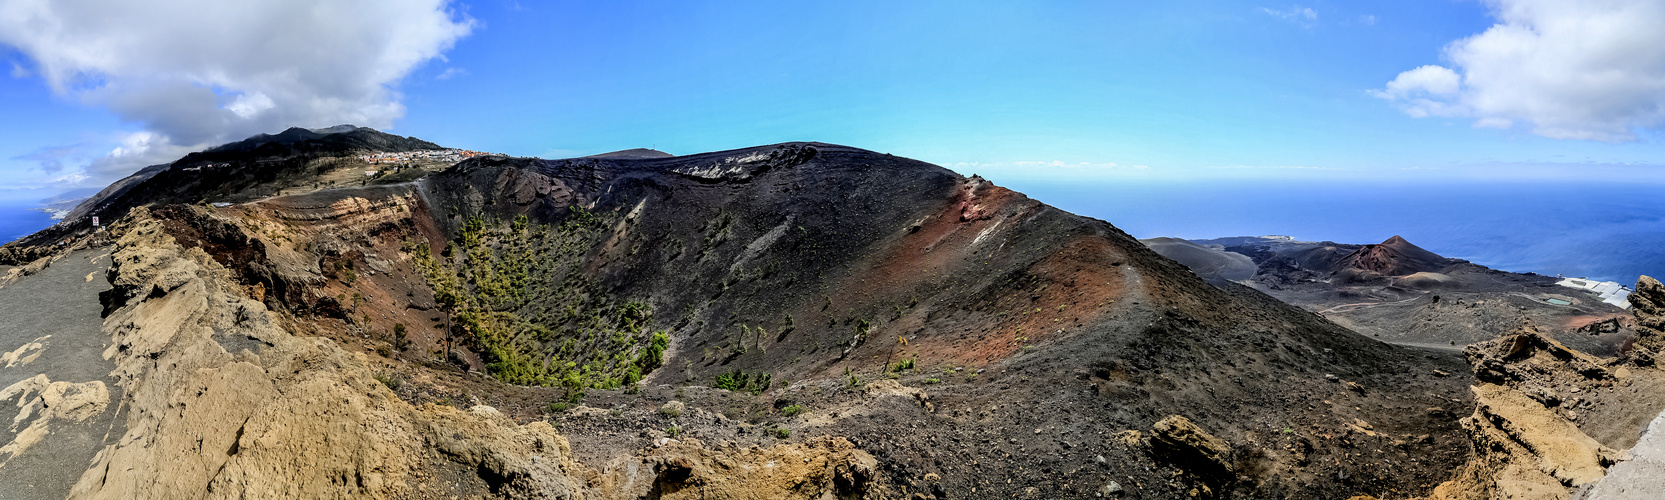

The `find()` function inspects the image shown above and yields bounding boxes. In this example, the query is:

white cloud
[1261,5,1317,22]
[1369,65,1466,118]
[7,60,24,78]
[0,0,475,185]
[1361,15,1377,26]
[1373,0,1665,142]
[225,92,275,119]
[436,67,468,80]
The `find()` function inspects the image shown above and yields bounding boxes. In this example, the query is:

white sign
[92,216,100,227]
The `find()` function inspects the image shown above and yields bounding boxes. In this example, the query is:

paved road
[0,249,124,499]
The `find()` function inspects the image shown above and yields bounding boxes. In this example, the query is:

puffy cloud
[0,0,475,184]
[1374,0,1665,142]
[1369,65,1463,118]
[1261,5,1317,22]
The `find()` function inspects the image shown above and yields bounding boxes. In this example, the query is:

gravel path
[0,249,125,499]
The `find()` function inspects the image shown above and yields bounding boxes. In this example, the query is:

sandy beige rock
[1150,415,1233,483]
[0,375,109,466]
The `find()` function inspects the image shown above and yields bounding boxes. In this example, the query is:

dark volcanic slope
[1333,234,1452,277]
[401,142,1472,498]
[1139,237,1257,282]
[583,148,674,159]
[191,125,440,160]
[1159,235,1632,355]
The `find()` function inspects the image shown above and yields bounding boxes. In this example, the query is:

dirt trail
[0,249,123,500]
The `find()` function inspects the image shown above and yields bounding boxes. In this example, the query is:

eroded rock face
[1465,328,1614,407]
[1631,276,1665,359]
[1421,324,1665,499]
[70,208,879,499]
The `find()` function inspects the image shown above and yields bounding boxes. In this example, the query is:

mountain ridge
[2,127,1652,498]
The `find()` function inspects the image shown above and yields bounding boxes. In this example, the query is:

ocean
[1018,180,1665,286]
[1,203,59,245]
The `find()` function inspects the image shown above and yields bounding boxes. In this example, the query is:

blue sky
[4,0,1665,206]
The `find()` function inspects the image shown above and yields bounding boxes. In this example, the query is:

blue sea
[1018,180,1665,286]
[1,203,58,245]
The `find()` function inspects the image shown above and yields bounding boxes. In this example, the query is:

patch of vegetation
[885,357,916,373]
[714,369,772,395]
[413,207,671,399]
[666,426,681,437]
[769,427,791,439]
[780,404,805,417]
[549,402,570,413]
[373,373,402,391]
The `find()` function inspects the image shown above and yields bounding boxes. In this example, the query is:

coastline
[3,205,60,244]
[27,206,70,220]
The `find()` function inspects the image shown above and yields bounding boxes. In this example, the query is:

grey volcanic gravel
[0,249,125,500]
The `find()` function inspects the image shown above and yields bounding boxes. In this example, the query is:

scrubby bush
[714,370,772,395]
[781,404,805,417]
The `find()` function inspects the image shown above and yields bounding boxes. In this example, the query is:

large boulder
[1150,415,1233,483]
[1631,276,1665,359]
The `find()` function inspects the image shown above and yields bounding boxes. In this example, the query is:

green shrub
[769,427,791,439]
[549,402,570,413]
[714,370,772,395]
[781,404,805,417]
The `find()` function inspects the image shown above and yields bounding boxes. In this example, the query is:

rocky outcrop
[1430,384,1619,500]
[70,208,878,499]
[1150,415,1234,485]
[1466,328,1614,407]
[1629,276,1665,361]
[1419,326,1665,499]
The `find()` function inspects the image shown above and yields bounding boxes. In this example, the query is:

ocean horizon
[1015,179,1665,286]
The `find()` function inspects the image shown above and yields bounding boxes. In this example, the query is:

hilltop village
[360,148,499,166]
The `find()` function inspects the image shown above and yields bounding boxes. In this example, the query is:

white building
[1556,277,1633,308]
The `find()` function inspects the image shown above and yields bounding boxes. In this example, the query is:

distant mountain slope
[1333,235,1453,277]
[582,148,674,159]
[1151,234,1633,355]
[62,163,169,222]
[1138,237,1256,282]
[187,125,440,162]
